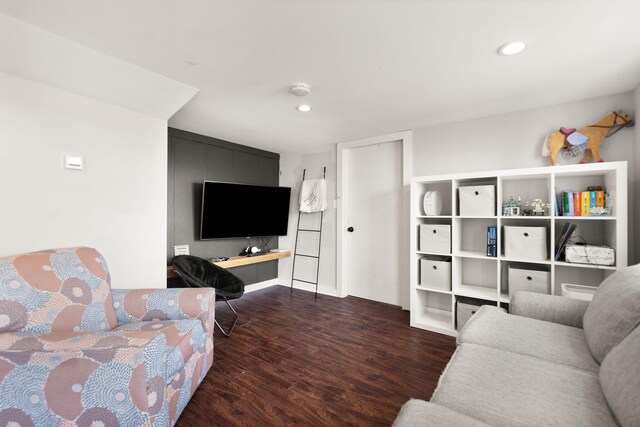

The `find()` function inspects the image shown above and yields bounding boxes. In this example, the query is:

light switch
[174,245,190,256]
[64,154,84,170]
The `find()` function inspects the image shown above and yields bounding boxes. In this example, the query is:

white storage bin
[508,265,550,298]
[420,256,451,291]
[419,224,451,254]
[456,297,493,331]
[459,185,495,216]
[561,283,597,301]
[503,226,548,261]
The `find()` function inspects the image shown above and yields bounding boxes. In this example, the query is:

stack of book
[486,226,497,257]
[559,190,609,216]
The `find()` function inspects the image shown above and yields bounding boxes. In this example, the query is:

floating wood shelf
[167,250,291,278]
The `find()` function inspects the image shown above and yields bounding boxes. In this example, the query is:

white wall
[633,84,640,263]
[412,92,635,176]
[0,72,168,289]
[278,148,338,295]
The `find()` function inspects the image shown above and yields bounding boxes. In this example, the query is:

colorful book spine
[563,192,570,216]
[596,191,605,208]
[590,191,597,212]
[573,192,581,217]
[492,226,497,257]
[568,192,575,216]
[487,227,491,256]
[486,226,497,257]
[581,191,590,216]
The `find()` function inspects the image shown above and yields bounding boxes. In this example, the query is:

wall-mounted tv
[200,181,292,239]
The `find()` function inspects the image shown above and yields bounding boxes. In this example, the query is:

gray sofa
[394,264,640,427]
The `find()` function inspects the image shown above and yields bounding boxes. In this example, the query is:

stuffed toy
[542,111,634,165]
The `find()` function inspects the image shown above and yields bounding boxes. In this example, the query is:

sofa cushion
[431,344,617,427]
[510,291,589,328]
[599,326,640,426]
[115,319,205,384]
[583,264,640,363]
[392,400,490,427]
[0,247,117,334]
[458,305,599,372]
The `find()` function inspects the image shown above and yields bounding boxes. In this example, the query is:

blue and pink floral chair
[0,247,215,426]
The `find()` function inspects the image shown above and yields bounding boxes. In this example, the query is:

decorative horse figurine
[542,111,634,165]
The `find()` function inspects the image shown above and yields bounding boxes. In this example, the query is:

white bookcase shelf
[415,286,452,295]
[410,161,628,337]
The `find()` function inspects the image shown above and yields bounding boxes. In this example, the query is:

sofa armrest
[510,291,589,328]
[392,400,490,427]
[111,288,216,334]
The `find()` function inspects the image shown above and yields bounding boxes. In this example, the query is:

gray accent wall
[167,128,281,285]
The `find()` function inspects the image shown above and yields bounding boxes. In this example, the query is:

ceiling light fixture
[296,104,312,112]
[290,83,311,96]
[497,41,527,56]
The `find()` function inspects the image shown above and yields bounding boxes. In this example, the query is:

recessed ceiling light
[498,41,527,56]
[297,104,312,112]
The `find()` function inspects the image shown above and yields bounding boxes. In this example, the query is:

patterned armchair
[0,247,215,426]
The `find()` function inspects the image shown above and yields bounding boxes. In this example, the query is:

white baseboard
[244,278,341,298]
[244,279,280,294]
[287,282,339,297]
[246,280,404,307]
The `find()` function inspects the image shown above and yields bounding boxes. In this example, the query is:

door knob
[347,227,354,232]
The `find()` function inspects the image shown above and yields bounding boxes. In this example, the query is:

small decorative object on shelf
[502,196,520,216]
[423,190,443,216]
[590,206,610,216]
[531,199,548,216]
[542,110,634,165]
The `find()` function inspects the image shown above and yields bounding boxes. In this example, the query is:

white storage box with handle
[456,297,494,331]
[561,283,597,301]
[503,226,548,261]
[419,224,451,254]
[420,256,451,291]
[508,264,550,298]
[459,185,495,216]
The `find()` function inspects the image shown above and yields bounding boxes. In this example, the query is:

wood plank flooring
[176,286,456,426]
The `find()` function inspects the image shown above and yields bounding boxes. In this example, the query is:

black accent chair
[171,255,245,337]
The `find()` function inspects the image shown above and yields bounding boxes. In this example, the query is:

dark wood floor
[177,286,456,427]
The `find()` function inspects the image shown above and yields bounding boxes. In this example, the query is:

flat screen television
[200,181,292,239]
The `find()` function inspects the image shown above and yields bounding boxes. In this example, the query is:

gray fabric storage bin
[456,297,493,331]
[420,256,452,290]
[459,185,495,216]
[504,226,548,261]
[419,224,451,254]
[508,264,550,298]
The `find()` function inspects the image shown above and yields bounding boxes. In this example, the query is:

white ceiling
[1,0,639,153]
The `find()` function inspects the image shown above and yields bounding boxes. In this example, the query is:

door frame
[336,131,413,309]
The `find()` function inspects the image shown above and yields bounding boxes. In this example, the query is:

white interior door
[345,140,402,305]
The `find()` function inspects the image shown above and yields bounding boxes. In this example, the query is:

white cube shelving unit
[410,161,627,337]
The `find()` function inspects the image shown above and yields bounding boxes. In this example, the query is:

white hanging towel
[299,178,327,213]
